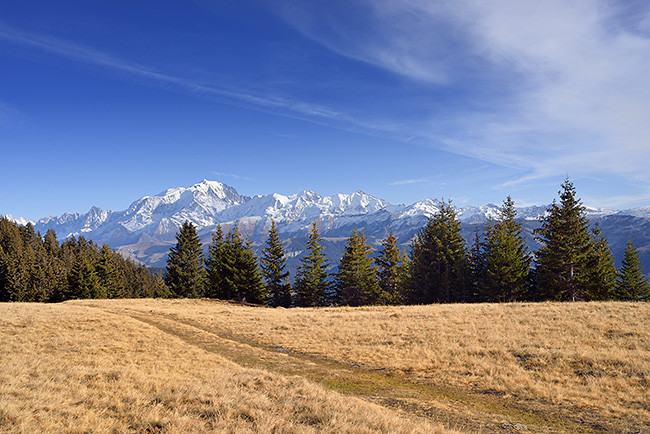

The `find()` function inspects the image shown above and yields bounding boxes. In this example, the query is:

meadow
[1,299,648,433]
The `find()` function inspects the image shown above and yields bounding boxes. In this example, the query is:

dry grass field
[0,302,454,434]
[1,299,648,433]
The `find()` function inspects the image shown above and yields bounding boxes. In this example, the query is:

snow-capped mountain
[6,180,647,270]
[17,180,508,250]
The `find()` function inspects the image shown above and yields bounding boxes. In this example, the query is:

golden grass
[72,298,650,433]
[0,302,454,434]
[3,299,648,433]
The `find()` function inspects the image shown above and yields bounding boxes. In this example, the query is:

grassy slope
[1,300,648,433]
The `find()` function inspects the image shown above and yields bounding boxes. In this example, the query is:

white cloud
[277,0,650,187]
[4,2,650,197]
[475,2,650,181]
[212,172,254,181]
[277,0,460,84]
[389,178,431,186]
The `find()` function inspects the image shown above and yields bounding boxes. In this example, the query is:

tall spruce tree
[43,229,60,256]
[294,222,330,307]
[224,225,245,300]
[468,228,485,302]
[0,216,165,302]
[239,238,267,304]
[222,224,247,301]
[335,229,380,306]
[480,197,531,302]
[0,220,23,302]
[164,221,206,298]
[534,178,593,301]
[614,240,650,301]
[205,224,266,303]
[408,200,469,304]
[208,224,243,300]
[375,231,407,304]
[0,219,26,302]
[205,225,226,299]
[97,244,125,298]
[261,220,292,307]
[67,256,103,299]
[42,228,65,302]
[585,224,617,300]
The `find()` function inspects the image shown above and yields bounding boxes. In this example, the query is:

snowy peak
[80,206,112,233]
[187,179,245,202]
[15,179,641,249]
[296,189,322,203]
[622,207,650,219]
[215,189,392,228]
[399,198,443,219]
[8,179,650,269]
[120,180,249,232]
[456,204,501,223]
[155,179,246,207]
[326,190,390,215]
[4,214,33,226]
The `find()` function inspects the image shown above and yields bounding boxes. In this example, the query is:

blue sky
[2,0,650,221]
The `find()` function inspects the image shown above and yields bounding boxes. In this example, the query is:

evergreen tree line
[0,218,168,302]
[165,178,650,306]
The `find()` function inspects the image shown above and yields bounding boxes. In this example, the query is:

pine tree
[261,220,292,307]
[205,225,226,299]
[585,224,617,300]
[534,178,593,301]
[0,243,17,302]
[468,228,485,302]
[41,228,66,302]
[164,221,206,298]
[18,226,38,301]
[295,222,330,307]
[481,197,531,302]
[43,229,60,256]
[614,240,650,301]
[0,217,166,302]
[375,231,407,304]
[408,200,469,304]
[97,244,126,298]
[239,238,267,304]
[205,224,266,303]
[222,224,246,301]
[59,236,79,277]
[124,259,170,299]
[0,220,46,302]
[67,256,103,299]
[335,229,380,306]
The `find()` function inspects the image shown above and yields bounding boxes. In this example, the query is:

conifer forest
[2,179,648,304]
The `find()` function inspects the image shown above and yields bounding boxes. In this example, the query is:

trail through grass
[85,300,649,433]
[0,302,454,434]
[2,299,648,433]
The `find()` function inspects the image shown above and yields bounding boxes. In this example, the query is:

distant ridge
[5,180,647,272]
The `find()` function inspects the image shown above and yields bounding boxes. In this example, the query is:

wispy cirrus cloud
[389,178,431,186]
[0,22,360,129]
[212,172,255,181]
[4,1,650,207]
[277,0,650,189]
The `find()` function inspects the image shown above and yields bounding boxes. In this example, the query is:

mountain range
[7,180,650,274]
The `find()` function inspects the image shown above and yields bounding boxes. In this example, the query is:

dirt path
[96,305,620,434]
